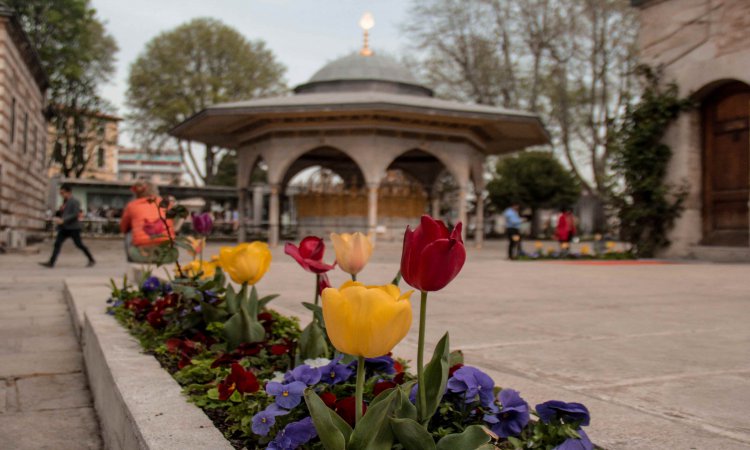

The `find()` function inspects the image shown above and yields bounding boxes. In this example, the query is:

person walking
[503,202,524,260]
[39,184,95,268]
[555,207,577,250]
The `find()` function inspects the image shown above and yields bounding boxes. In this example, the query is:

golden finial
[359,12,374,56]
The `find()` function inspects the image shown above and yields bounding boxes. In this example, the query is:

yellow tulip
[322,281,413,358]
[330,232,373,276]
[186,236,205,257]
[181,259,217,279]
[218,242,272,285]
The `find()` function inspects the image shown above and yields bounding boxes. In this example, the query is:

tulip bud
[330,232,373,276]
[192,212,214,236]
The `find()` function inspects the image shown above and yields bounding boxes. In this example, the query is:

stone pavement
[0,278,101,449]
[1,238,749,449]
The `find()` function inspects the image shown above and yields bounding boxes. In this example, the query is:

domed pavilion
[171,34,548,247]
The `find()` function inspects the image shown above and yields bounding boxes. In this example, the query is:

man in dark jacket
[39,184,95,268]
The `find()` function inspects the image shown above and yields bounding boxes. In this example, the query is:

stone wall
[0,18,48,247]
[47,116,120,181]
[636,0,750,257]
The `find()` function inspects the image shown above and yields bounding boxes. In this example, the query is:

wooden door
[702,82,750,246]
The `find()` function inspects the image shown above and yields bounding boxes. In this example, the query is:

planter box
[65,280,232,450]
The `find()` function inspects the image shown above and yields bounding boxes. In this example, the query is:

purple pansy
[284,364,322,386]
[141,276,160,293]
[365,354,396,375]
[265,381,306,409]
[536,400,590,426]
[320,356,353,385]
[554,429,594,450]
[447,366,495,407]
[250,404,288,436]
[483,389,530,438]
[267,416,318,450]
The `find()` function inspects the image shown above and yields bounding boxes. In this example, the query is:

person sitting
[119,179,176,264]
[555,207,577,251]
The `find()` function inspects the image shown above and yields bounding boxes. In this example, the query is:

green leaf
[435,425,490,450]
[347,390,397,450]
[393,383,417,421]
[421,332,450,424]
[200,301,227,323]
[390,417,436,450]
[225,285,239,314]
[304,389,348,450]
[449,349,464,367]
[258,294,279,309]
[298,320,328,360]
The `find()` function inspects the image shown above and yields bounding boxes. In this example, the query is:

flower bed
[108,211,596,449]
[518,241,633,261]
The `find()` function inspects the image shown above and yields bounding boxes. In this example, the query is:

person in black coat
[39,184,95,268]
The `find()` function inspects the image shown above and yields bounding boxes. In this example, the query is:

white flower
[303,357,331,369]
[270,371,286,383]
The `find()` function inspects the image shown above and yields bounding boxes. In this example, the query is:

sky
[91,0,413,122]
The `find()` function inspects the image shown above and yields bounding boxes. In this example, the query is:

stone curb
[64,279,233,450]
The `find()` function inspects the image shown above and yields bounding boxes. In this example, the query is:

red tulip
[400,215,466,292]
[373,380,397,397]
[318,273,332,296]
[284,236,336,274]
[320,391,337,409]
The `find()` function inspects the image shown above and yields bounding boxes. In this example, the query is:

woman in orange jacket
[120,179,176,263]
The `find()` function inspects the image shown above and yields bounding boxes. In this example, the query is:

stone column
[367,183,379,242]
[252,183,264,231]
[457,185,468,240]
[237,188,247,243]
[474,191,484,248]
[268,184,280,247]
[431,194,440,218]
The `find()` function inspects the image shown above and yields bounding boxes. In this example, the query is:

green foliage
[487,152,581,213]
[126,17,286,183]
[611,66,693,257]
[421,333,450,424]
[9,0,118,177]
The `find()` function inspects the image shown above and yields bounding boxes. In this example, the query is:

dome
[294,52,433,97]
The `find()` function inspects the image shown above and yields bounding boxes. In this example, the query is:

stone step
[688,245,750,263]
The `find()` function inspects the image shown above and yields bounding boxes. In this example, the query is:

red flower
[146,310,165,328]
[449,363,464,377]
[400,215,466,292]
[335,396,366,427]
[320,391,337,409]
[393,372,406,385]
[218,363,260,401]
[393,360,404,374]
[165,338,200,369]
[318,273,332,295]
[373,380,397,397]
[236,342,264,356]
[284,236,336,274]
[269,344,290,355]
[211,353,237,369]
[258,312,274,332]
[125,298,150,315]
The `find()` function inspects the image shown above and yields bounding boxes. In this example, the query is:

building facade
[46,113,120,181]
[117,148,183,185]
[634,0,750,257]
[0,6,48,248]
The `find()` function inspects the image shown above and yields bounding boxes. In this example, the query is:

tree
[126,18,286,185]
[213,151,268,187]
[9,0,118,177]
[403,0,638,199]
[611,66,692,257]
[487,151,580,234]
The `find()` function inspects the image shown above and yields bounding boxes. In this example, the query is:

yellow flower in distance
[330,232,373,276]
[322,281,413,358]
[605,241,616,251]
[561,242,570,250]
[186,236,205,257]
[580,244,590,255]
[181,259,217,279]
[218,242,272,285]
[534,241,543,250]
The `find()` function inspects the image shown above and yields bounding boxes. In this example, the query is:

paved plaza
[0,238,748,449]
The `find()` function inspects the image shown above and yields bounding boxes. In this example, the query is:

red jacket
[555,212,576,242]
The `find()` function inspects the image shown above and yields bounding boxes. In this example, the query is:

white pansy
[270,371,286,383]
[303,357,332,368]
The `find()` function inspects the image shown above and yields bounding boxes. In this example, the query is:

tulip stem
[314,274,320,307]
[355,355,365,425]
[417,290,428,424]
[351,273,357,282]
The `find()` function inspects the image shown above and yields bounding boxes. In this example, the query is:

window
[31,125,37,161]
[23,113,28,153]
[97,147,105,168]
[10,98,16,143]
